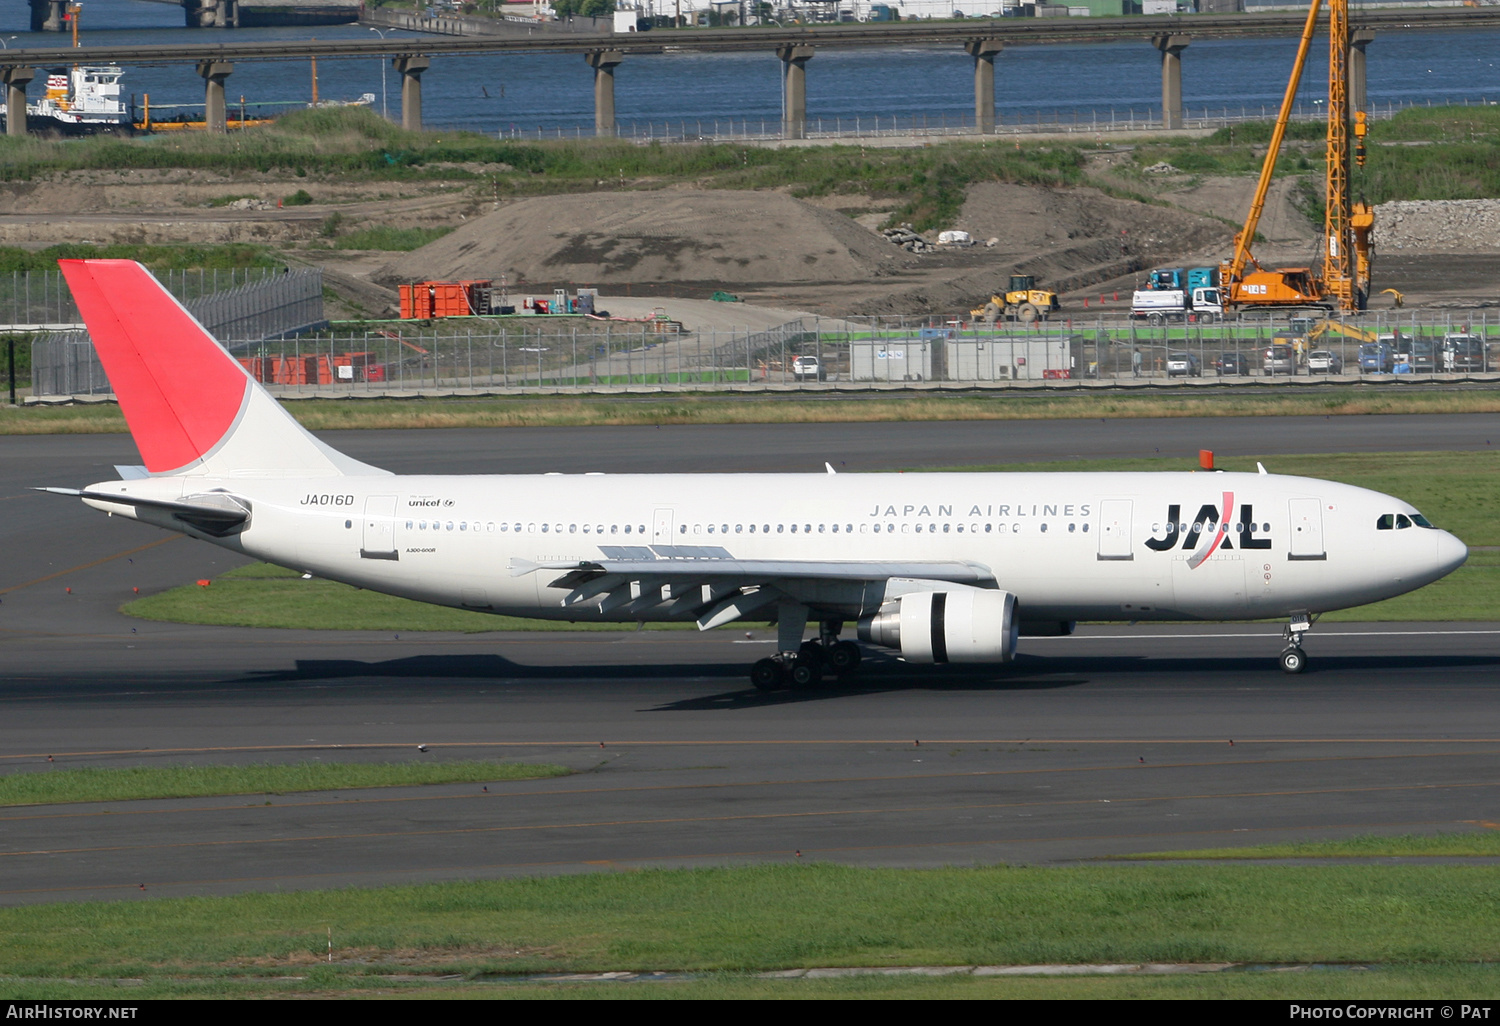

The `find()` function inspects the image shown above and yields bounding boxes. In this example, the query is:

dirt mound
[379,190,901,288]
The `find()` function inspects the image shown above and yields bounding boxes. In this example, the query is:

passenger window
[721,525,728,534]
[778,525,785,533]
[624,525,631,534]
[985,523,992,533]
[679,524,686,534]
[873,524,880,534]
[1377,514,1393,530]
[707,525,715,533]
[1040,523,1048,533]
[790,524,798,533]
[447,522,456,531]
[541,524,548,533]
[1082,524,1089,533]
[460,522,468,531]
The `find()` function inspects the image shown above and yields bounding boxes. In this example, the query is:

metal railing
[469,96,1493,142]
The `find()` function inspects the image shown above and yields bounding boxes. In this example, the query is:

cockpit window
[1412,513,1436,529]
[1376,514,1394,530]
[1395,514,1413,529]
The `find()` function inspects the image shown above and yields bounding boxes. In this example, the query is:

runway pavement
[2,415,1498,906]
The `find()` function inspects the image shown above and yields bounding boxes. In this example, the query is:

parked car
[1263,344,1298,376]
[791,355,826,381]
[1358,341,1395,374]
[1215,352,1251,376]
[1393,336,1436,374]
[1441,334,1487,373]
[1165,351,1201,377]
[1306,349,1343,374]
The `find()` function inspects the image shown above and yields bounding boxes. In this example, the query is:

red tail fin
[61,260,250,474]
[61,259,383,479]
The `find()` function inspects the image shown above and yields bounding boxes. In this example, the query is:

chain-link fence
[26,300,1500,399]
[31,307,1471,399]
[28,269,325,397]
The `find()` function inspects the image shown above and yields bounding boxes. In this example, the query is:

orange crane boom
[1221,0,1373,315]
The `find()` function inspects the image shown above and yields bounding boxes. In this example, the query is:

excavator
[1220,0,1374,315]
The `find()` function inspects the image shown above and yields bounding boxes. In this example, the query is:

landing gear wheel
[829,640,862,677]
[789,660,820,688]
[1017,302,1039,324]
[750,658,782,691]
[1279,647,1307,675]
[798,641,826,668]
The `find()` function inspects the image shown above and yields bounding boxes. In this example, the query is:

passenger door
[361,495,399,560]
[1288,498,1326,561]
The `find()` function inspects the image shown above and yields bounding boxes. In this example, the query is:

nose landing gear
[1280,610,1315,674]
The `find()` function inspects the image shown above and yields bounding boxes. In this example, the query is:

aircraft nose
[1436,531,1468,576]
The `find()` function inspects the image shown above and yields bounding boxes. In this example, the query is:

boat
[0,65,133,136]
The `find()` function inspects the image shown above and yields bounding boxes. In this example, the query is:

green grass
[0,243,277,274]
[3,963,1497,999]
[0,760,570,807]
[11,389,1500,436]
[4,863,1500,995]
[1126,831,1500,861]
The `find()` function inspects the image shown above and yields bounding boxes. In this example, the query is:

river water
[3,0,1496,132]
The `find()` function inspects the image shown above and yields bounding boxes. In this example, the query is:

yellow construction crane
[1220,0,1373,314]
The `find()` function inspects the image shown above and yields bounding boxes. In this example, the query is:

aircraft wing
[511,546,995,630]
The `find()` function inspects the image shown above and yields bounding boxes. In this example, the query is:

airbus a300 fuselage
[49,260,1468,687]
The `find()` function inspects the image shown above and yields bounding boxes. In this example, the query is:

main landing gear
[1280,610,1315,674]
[750,617,862,691]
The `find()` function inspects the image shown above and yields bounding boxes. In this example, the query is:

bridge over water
[5,9,1497,136]
[28,0,360,31]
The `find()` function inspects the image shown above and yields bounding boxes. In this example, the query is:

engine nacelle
[857,588,1018,664]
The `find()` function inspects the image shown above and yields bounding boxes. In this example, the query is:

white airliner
[46,260,1468,685]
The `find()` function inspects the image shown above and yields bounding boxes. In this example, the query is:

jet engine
[857,587,1018,664]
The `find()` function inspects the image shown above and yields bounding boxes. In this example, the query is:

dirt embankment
[378,185,1230,317]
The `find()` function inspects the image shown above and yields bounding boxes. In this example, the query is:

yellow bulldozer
[972,274,1062,325]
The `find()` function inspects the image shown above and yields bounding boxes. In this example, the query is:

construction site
[9,0,1500,400]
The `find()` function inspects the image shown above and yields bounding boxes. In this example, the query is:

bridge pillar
[1349,27,1375,114]
[2,67,35,138]
[29,0,67,33]
[777,45,814,140]
[184,0,240,28]
[585,50,624,138]
[965,39,1002,134]
[197,60,233,134]
[1152,34,1190,131]
[393,56,430,133]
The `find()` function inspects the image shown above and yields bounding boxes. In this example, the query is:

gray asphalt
[2,415,1498,906]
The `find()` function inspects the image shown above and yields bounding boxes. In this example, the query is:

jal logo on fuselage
[1146,491,1270,569]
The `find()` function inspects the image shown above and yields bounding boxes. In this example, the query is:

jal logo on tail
[1145,492,1271,568]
